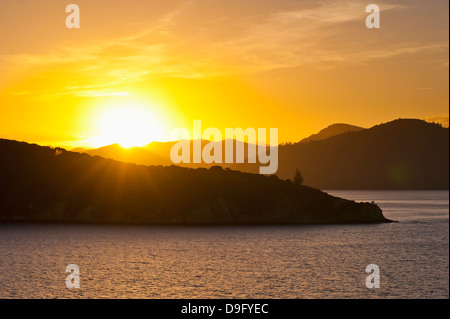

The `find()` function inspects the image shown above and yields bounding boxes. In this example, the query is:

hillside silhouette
[299,123,364,144]
[0,139,389,225]
[72,119,448,190]
[73,139,257,169]
[233,119,449,189]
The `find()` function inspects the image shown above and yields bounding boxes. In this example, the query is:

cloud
[210,1,450,72]
[0,0,448,98]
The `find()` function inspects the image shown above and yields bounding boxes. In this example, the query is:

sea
[0,190,448,299]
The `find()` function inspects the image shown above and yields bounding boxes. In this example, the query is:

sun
[90,103,167,148]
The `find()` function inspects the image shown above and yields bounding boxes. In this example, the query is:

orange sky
[0,0,448,148]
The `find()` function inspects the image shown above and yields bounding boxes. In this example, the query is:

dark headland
[0,138,391,225]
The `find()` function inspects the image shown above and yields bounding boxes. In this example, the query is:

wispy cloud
[211,1,444,71]
[0,0,448,98]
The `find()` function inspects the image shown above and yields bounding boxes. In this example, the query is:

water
[0,191,448,299]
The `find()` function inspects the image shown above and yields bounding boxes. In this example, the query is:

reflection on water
[0,191,448,298]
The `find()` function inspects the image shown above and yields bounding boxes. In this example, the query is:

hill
[0,139,390,225]
[233,119,449,189]
[300,123,364,144]
[72,139,256,169]
[74,143,172,167]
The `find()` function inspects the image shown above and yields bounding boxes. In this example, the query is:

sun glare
[90,103,167,148]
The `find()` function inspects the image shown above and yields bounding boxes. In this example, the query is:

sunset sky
[0,0,448,148]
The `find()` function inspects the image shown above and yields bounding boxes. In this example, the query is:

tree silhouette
[293,169,303,185]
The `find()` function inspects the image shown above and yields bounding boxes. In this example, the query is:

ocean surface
[0,190,448,299]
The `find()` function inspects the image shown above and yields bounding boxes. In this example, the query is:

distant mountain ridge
[300,123,364,144]
[69,123,365,169]
[232,119,449,189]
[73,139,257,169]
[71,119,448,190]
